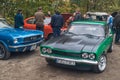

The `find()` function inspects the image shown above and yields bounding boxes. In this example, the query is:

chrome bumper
[9,40,43,48]
[41,54,98,65]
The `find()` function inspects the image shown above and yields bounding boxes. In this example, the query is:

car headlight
[82,53,89,59]
[14,39,18,43]
[89,54,95,60]
[41,35,44,38]
[42,48,47,53]
[47,48,52,54]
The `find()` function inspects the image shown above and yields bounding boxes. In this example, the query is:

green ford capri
[40,21,113,73]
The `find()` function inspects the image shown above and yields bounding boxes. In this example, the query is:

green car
[40,21,113,73]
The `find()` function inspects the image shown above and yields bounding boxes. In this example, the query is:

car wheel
[108,43,113,52]
[93,55,107,73]
[0,43,10,60]
[45,58,53,65]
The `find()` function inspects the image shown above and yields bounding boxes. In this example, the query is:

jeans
[52,27,61,37]
[36,25,44,31]
[115,29,120,43]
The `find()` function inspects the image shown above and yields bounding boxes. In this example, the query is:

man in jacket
[34,7,45,31]
[14,9,24,28]
[51,10,64,37]
[74,8,82,21]
[113,11,120,44]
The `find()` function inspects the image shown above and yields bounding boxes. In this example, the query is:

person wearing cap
[34,7,45,31]
[14,9,24,28]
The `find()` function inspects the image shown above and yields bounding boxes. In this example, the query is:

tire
[0,43,10,60]
[108,43,113,52]
[93,54,107,73]
[45,58,53,65]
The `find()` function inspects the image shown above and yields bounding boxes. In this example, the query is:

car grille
[52,49,81,58]
[24,35,41,42]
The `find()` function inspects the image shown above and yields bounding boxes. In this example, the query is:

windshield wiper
[80,33,98,37]
[68,32,78,36]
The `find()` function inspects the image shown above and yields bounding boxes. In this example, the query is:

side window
[44,17,51,25]
[27,18,35,24]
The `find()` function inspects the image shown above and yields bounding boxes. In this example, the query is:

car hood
[42,34,104,52]
[0,27,43,38]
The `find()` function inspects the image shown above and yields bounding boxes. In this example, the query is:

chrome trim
[41,54,98,65]
[9,40,43,48]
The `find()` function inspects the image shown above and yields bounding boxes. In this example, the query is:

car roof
[71,21,107,26]
[0,18,5,20]
[87,12,108,16]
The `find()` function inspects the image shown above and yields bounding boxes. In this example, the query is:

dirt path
[0,44,120,80]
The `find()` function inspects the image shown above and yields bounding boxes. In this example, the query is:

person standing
[14,9,24,28]
[34,7,45,31]
[51,10,64,37]
[113,11,120,44]
[74,8,82,21]
[107,14,113,32]
[67,13,76,26]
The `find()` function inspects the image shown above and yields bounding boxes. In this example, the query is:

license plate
[56,59,75,66]
[30,44,36,51]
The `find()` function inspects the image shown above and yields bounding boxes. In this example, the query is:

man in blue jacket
[51,10,64,37]
[14,9,24,28]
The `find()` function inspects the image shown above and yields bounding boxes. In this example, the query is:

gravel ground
[0,43,120,80]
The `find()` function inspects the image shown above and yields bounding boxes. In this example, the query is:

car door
[24,17,36,30]
[103,25,113,50]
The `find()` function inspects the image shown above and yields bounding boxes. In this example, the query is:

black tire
[45,58,53,65]
[0,43,10,60]
[108,43,113,52]
[93,54,107,73]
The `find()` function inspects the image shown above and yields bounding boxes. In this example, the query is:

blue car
[0,18,44,59]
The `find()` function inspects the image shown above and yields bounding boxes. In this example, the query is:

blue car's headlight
[13,38,18,44]
[41,35,44,38]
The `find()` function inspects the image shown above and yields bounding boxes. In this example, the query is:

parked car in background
[86,12,108,21]
[40,20,113,73]
[0,18,43,59]
[24,13,72,40]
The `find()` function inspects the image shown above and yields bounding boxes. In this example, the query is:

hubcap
[98,55,106,71]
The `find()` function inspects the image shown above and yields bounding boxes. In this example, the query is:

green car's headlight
[42,48,47,53]
[89,54,95,60]
[47,48,52,54]
[82,53,89,59]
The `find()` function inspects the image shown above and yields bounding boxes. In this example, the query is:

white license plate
[30,44,36,51]
[56,59,75,66]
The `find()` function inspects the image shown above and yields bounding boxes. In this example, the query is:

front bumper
[9,40,43,52]
[41,54,98,65]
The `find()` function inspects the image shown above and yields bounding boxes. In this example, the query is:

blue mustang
[0,18,44,59]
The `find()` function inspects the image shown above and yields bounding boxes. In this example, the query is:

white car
[86,12,108,21]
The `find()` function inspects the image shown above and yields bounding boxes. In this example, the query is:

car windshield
[0,19,10,28]
[68,24,105,37]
